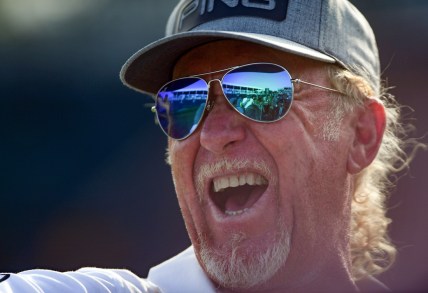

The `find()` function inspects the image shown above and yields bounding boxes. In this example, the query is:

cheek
[169,138,198,181]
[258,117,351,235]
[293,147,352,252]
[168,138,206,244]
[168,138,201,212]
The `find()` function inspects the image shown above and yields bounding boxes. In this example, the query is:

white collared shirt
[0,246,214,293]
[148,246,216,293]
[0,267,160,292]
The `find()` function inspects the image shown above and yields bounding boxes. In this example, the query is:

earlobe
[347,99,386,174]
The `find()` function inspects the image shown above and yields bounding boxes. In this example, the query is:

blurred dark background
[1,0,427,291]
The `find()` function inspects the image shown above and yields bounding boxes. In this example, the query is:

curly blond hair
[328,66,420,281]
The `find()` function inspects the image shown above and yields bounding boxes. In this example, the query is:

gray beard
[198,229,290,290]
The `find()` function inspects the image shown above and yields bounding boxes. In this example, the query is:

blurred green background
[1,0,427,291]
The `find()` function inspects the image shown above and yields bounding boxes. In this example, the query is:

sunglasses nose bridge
[204,78,223,112]
[206,78,222,89]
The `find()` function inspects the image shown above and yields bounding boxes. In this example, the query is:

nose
[199,80,246,154]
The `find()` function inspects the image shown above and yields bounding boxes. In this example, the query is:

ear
[347,99,386,174]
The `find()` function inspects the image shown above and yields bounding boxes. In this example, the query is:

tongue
[223,184,266,212]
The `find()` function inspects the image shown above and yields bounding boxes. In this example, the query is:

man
[1,0,410,292]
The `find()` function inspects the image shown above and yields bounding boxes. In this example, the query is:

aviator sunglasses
[152,62,340,140]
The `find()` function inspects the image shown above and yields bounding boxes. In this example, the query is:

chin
[198,225,290,290]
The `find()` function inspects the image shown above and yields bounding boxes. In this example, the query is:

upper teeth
[213,173,267,192]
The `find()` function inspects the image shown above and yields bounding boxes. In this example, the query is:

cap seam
[318,0,324,53]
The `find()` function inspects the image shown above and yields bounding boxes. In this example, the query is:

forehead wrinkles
[173,40,280,78]
[194,158,275,198]
[172,41,331,87]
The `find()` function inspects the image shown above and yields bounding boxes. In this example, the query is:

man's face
[167,40,355,290]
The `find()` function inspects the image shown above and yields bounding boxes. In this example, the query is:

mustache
[194,158,274,199]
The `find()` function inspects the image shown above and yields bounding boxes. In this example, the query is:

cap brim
[120,30,335,97]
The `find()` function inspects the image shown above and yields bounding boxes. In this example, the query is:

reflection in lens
[156,77,208,139]
[222,64,293,122]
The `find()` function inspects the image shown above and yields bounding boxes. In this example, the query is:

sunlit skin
[167,40,385,292]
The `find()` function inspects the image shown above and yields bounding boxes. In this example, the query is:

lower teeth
[225,208,249,216]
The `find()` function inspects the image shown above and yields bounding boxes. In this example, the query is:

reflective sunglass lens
[156,77,208,139]
[222,63,293,122]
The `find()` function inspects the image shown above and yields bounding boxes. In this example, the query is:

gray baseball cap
[120,0,380,96]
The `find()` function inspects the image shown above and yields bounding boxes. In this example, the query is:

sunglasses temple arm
[292,79,342,93]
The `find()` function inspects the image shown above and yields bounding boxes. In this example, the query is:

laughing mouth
[211,173,268,216]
